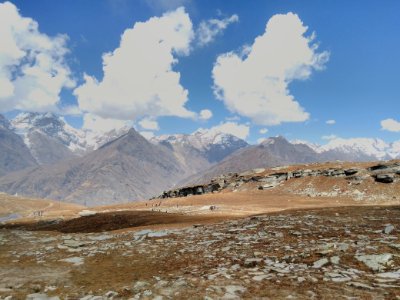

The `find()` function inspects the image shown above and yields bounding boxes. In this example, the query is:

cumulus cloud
[0,1,75,113]
[82,113,131,133]
[198,121,250,140]
[74,7,195,122]
[381,118,400,132]
[326,119,336,125]
[139,118,159,130]
[259,128,268,134]
[212,12,329,126]
[197,14,239,46]
[199,109,213,120]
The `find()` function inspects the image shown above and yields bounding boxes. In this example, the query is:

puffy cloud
[199,109,213,120]
[200,121,250,140]
[326,119,336,125]
[140,131,155,140]
[381,118,400,132]
[82,113,131,133]
[139,118,159,130]
[0,1,75,113]
[322,134,337,140]
[74,7,195,122]
[259,128,268,134]
[212,12,329,126]
[197,14,239,46]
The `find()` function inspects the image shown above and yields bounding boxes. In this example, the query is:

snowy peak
[320,138,391,160]
[153,129,248,163]
[10,112,132,154]
[11,112,87,154]
[291,137,400,161]
[155,130,247,150]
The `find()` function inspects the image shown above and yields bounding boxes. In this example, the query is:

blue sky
[1,0,400,144]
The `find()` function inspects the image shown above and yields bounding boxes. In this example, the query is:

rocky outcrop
[158,162,399,199]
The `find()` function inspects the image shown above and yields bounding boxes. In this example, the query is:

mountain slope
[0,115,38,177]
[182,136,325,185]
[0,128,188,206]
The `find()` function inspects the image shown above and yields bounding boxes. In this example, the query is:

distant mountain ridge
[1,112,400,205]
[0,115,250,205]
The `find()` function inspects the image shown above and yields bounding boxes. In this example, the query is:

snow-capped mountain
[292,137,400,161]
[10,113,132,164]
[11,112,87,154]
[153,129,249,163]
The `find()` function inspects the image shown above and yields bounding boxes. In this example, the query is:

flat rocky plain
[0,205,399,299]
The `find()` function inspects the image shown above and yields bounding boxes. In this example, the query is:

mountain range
[0,112,399,205]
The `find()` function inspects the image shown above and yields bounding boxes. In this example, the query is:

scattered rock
[59,256,84,266]
[375,174,394,183]
[312,258,329,269]
[355,254,393,272]
[383,224,395,234]
[79,210,97,217]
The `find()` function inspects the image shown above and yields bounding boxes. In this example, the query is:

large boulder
[375,174,394,183]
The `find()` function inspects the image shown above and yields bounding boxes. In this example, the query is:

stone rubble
[0,205,399,298]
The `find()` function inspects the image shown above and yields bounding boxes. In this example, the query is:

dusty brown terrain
[0,193,84,223]
[0,206,399,299]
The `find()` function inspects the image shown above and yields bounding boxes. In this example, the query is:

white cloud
[139,118,159,130]
[199,109,213,120]
[74,7,195,122]
[381,118,400,132]
[326,119,336,125]
[82,113,131,133]
[0,1,75,113]
[322,134,338,140]
[259,128,268,134]
[197,14,239,46]
[140,131,155,140]
[199,121,250,140]
[212,12,329,126]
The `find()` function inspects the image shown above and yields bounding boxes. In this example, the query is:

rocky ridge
[158,161,400,201]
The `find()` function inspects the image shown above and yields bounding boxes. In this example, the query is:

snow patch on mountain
[154,129,246,152]
[10,112,132,154]
[11,112,87,153]
[292,137,400,160]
